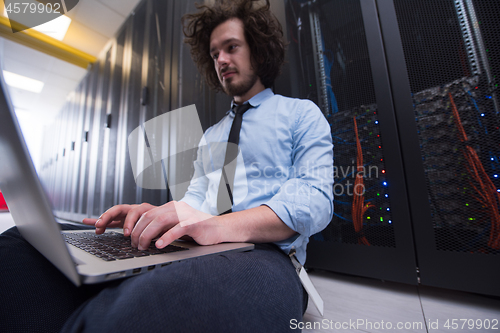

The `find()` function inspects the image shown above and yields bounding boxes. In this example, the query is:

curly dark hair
[182,0,286,91]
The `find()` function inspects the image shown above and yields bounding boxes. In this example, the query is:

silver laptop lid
[0,70,81,285]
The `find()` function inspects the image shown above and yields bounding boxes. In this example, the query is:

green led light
[377,193,380,196]
[466,203,469,206]
[367,216,371,220]
[469,218,476,221]
[380,217,383,222]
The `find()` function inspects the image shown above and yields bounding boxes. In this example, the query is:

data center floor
[303,265,500,332]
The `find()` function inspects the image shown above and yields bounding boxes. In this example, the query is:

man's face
[209,18,260,100]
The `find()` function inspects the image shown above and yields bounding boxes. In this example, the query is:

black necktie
[217,103,252,215]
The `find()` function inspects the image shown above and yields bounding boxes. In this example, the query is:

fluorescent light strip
[3,71,44,93]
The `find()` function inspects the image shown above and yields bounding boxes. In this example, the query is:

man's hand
[83,201,218,250]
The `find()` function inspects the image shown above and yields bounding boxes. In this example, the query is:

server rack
[378,0,500,296]
[299,0,500,296]
[290,0,417,284]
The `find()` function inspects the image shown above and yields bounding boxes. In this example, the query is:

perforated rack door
[379,0,500,296]
[290,0,417,284]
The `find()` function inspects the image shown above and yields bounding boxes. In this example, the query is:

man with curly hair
[0,0,333,332]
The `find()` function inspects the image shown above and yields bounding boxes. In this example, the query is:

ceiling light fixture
[3,70,44,93]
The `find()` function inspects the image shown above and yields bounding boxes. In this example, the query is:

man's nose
[217,51,229,67]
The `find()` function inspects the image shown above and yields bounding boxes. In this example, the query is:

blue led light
[495,175,499,178]
[375,121,379,124]
[388,220,392,224]
[386,208,390,211]
[385,194,389,198]
[383,182,388,186]
[481,113,485,117]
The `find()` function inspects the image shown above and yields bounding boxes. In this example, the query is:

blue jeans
[0,225,307,332]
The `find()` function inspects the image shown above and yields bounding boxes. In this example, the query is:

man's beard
[222,71,259,98]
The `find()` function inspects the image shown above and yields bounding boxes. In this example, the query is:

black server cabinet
[59,87,84,221]
[55,102,72,215]
[290,0,418,284]
[298,0,500,296]
[113,26,129,208]
[138,0,170,206]
[100,37,125,214]
[67,79,88,221]
[378,0,500,296]
[87,47,113,218]
[119,1,147,206]
[73,71,93,220]
[78,63,100,218]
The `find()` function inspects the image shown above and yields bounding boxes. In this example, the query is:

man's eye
[212,54,218,60]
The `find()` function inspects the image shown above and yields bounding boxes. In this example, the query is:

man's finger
[82,218,97,226]
[123,203,154,237]
[95,205,132,228]
[137,211,178,250]
[156,223,187,249]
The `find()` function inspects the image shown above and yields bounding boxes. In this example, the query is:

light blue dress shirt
[180,88,334,264]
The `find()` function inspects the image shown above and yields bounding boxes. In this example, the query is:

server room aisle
[303,270,500,333]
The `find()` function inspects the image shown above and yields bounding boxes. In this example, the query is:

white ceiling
[0,0,142,166]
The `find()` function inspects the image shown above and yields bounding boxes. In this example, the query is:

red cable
[449,93,500,249]
[352,117,373,246]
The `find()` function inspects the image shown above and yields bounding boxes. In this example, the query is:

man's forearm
[217,205,297,243]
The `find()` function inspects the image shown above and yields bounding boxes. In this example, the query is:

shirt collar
[227,88,274,115]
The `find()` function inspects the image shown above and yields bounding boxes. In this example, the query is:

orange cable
[352,117,373,246]
[449,93,500,249]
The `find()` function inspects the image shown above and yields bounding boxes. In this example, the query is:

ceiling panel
[63,19,110,57]
[72,0,125,39]
[3,39,56,69]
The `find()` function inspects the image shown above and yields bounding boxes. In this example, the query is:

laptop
[0,70,253,286]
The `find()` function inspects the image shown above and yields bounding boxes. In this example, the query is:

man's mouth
[221,69,237,80]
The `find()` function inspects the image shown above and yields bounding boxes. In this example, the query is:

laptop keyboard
[63,231,188,261]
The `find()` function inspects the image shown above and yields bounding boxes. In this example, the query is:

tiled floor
[2,212,499,332]
[303,270,500,332]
